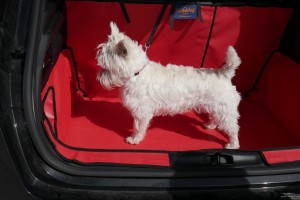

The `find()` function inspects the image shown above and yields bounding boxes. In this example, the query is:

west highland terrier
[96,22,241,149]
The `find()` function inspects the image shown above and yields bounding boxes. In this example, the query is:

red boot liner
[42,2,300,166]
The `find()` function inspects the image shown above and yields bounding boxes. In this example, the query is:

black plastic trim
[170,150,266,169]
[40,1,66,89]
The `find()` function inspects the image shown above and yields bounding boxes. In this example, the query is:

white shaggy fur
[96,22,241,149]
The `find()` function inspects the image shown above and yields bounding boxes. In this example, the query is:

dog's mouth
[97,69,106,80]
[97,43,106,51]
[96,44,106,55]
[96,43,108,68]
[97,69,112,90]
[97,69,126,90]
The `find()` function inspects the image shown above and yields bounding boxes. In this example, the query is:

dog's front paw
[224,142,240,149]
[126,136,143,145]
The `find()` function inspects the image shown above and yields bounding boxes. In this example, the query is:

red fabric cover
[238,98,297,149]
[66,2,292,96]
[42,50,300,166]
[66,2,215,97]
[257,53,300,165]
[41,50,77,140]
[66,95,228,151]
[43,120,170,166]
[202,7,292,94]
[257,53,300,142]
[43,51,173,166]
[41,2,299,166]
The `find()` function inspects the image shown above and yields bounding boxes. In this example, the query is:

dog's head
[96,22,148,90]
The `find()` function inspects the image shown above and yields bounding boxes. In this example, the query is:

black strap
[169,4,176,30]
[119,1,131,23]
[196,1,204,23]
[145,2,168,48]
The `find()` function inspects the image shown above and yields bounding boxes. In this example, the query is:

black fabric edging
[41,86,300,168]
[243,50,278,98]
[41,85,171,154]
[43,116,168,168]
[42,86,58,137]
[41,86,172,167]
[145,1,168,48]
[65,47,87,97]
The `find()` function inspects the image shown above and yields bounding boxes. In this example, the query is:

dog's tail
[220,46,241,79]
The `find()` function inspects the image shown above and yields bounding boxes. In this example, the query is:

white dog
[96,22,241,149]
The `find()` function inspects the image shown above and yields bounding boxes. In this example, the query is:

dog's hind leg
[211,108,240,149]
[222,120,240,149]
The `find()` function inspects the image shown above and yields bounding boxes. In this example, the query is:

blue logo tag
[173,4,198,20]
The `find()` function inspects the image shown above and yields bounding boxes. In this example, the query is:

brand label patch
[173,4,198,20]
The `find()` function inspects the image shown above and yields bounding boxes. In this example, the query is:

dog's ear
[115,41,127,58]
[110,21,119,35]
